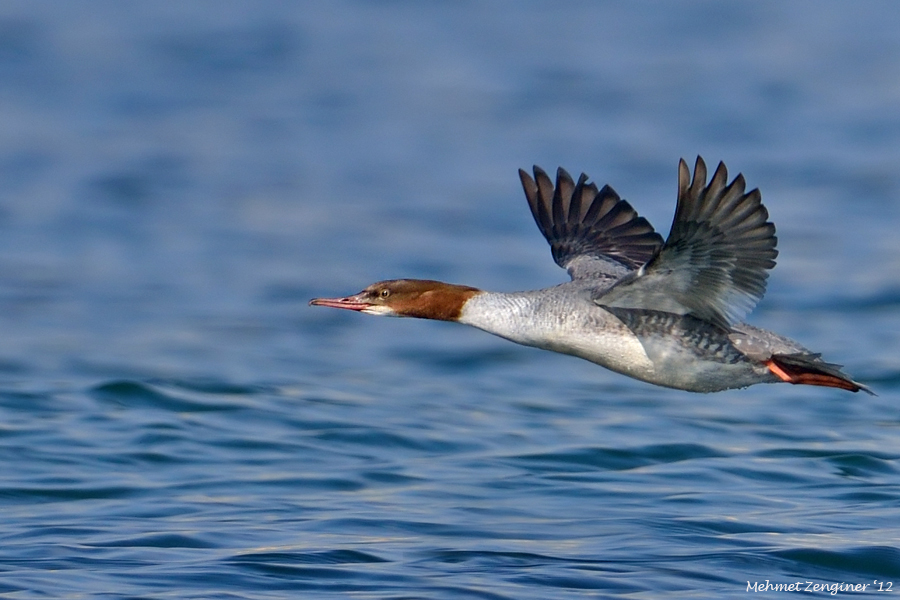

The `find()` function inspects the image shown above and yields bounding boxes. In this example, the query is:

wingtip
[677,158,691,196]
[555,166,575,187]
[691,156,708,191]
[518,168,537,199]
[519,162,665,275]
[518,167,535,186]
[713,160,728,183]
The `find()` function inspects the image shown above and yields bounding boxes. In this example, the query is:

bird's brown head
[309,279,481,321]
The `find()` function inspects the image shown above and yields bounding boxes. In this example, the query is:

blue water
[1,2,900,598]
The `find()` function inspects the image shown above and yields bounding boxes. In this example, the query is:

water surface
[1,2,899,598]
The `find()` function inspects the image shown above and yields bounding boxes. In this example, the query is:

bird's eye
[380,289,390,298]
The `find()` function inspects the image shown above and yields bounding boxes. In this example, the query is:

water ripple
[509,443,725,472]
[1,2,898,598]
[773,546,900,579]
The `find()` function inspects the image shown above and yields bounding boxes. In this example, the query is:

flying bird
[311,157,871,394]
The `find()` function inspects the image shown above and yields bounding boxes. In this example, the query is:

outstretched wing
[597,157,778,329]
[519,166,664,280]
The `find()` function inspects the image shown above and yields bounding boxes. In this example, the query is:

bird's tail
[766,353,874,395]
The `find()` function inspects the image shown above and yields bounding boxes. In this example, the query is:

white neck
[458,291,546,344]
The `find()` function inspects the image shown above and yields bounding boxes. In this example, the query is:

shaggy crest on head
[311,157,872,395]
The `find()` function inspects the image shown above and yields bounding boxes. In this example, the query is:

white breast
[458,290,655,378]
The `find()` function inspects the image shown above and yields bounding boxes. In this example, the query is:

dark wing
[519,166,664,280]
[598,157,778,329]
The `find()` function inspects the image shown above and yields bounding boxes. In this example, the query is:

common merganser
[311,157,872,394]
